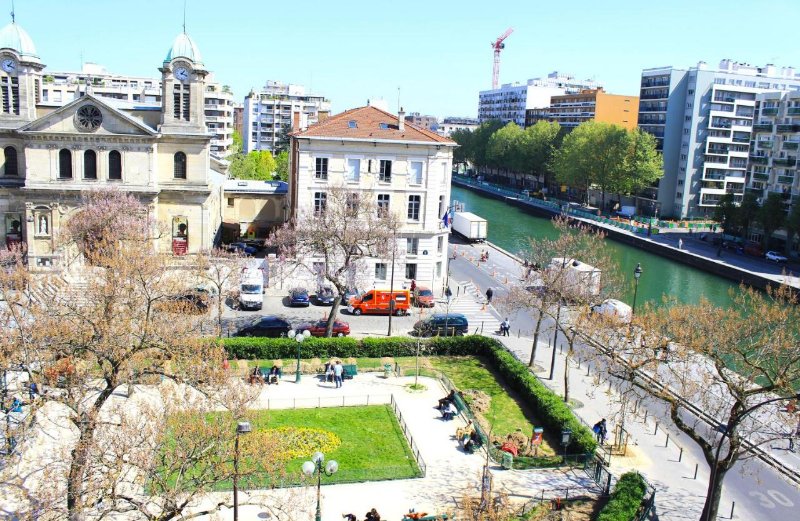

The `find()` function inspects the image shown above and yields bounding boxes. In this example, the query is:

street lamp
[233,421,252,521]
[560,429,572,462]
[290,330,310,383]
[302,451,339,521]
[632,263,643,316]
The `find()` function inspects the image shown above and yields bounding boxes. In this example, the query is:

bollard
[644,409,649,422]
[481,321,484,334]
[678,447,683,462]
[665,433,670,447]
[654,422,659,435]
[577,358,581,369]
[586,364,591,376]
[517,329,520,338]
[693,463,698,480]
[730,502,735,519]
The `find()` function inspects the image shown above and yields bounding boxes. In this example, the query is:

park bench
[342,364,357,379]
[401,514,454,521]
[258,366,282,384]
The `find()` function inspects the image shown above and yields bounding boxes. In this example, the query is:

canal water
[451,185,738,308]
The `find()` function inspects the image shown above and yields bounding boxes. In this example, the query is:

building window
[379,159,392,182]
[315,157,328,180]
[347,158,360,182]
[436,261,442,278]
[438,195,444,217]
[346,192,359,215]
[4,146,17,176]
[59,149,72,179]
[173,83,190,121]
[83,150,97,179]
[314,192,327,215]
[377,194,390,217]
[1,76,19,115]
[227,197,234,207]
[405,263,417,280]
[108,150,122,180]
[375,262,387,280]
[409,161,423,184]
[174,151,187,179]
[437,236,444,253]
[407,195,421,220]
[407,238,419,255]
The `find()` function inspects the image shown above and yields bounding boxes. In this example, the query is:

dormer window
[379,123,389,130]
[348,120,357,129]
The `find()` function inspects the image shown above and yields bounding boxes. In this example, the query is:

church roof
[164,32,203,67]
[0,21,40,63]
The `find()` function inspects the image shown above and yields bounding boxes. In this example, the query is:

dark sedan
[234,316,292,338]
[314,286,336,305]
[296,319,350,337]
[288,288,310,307]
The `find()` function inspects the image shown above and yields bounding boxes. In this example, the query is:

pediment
[19,95,157,137]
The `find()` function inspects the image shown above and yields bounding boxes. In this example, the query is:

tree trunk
[699,463,729,521]
[325,296,342,337]
[529,309,545,367]
[563,347,571,403]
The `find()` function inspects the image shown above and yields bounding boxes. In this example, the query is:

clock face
[1,58,16,73]
[175,67,189,81]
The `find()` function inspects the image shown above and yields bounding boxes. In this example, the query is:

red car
[414,286,435,307]
[296,319,351,337]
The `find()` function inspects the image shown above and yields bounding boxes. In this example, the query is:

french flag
[442,211,451,228]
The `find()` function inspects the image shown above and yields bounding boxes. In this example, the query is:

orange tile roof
[292,105,455,144]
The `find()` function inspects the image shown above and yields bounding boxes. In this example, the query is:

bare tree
[592,284,800,521]
[267,185,397,336]
[194,248,245,337]
[0,190,287,520]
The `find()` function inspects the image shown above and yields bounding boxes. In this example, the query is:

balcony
[788,107,800,116]
[750,155,769,165]
[777,124,799,133]
[753,123,774,132]
[761,107,779,116]
[773,157,797,167]
[752,172,770,181]
[778,175,795,185]
[757,140,773,149]
[783,141,799,150]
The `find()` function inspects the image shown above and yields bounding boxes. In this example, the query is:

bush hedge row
[597,472,648,521]
[221,335,596,453]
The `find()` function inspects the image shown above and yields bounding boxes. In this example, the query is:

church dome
[0,21,40,63]
[164,32,203,67]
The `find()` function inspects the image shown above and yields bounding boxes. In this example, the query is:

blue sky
[12,0,800,118]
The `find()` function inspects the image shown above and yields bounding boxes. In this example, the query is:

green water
[451,186,738,308]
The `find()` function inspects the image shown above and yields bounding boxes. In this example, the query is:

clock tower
[159,32,207,134]
[0,19,44,127]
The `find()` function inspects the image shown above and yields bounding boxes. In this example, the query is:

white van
[591,299,632,324]
[238,260,267,311]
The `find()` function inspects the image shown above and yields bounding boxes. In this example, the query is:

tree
[230,151,277,181]
[0,190,285,520]
[486,123,524,180]
[756,193,786,249]
[194,248,245,337]
[784,202,800,256]
[274,123,291,153]
[451,128,474,172]
[519,120,561,188]
[619,128,663,196]
[274,150,289,182]
[267,185,397,336]
[231,130,243,155]
[713,193,740,235]
[596,285,800,521]
[470,120,505,169]
[739,192,760,241]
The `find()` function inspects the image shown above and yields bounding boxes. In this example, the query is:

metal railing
[390,394,427,477]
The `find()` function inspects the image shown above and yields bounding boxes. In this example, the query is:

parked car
[226,242,257,255]
[765,250,788,263]
[288,288,310,307]
[413,286,435,307]
[590,299,632,324]
[314,286,336,305]
[157,288,210,314]
[295,319,350,337]
[743,242,764,258]
[412,313,469,337]
[341,287,361,306]
[234,316,292,338]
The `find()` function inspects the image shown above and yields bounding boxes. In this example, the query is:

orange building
[525,88,639,130]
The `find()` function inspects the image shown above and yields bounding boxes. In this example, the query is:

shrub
[597,472,648,521]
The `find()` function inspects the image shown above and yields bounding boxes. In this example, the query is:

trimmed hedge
[221,335,596,454]
[597,472,648,521]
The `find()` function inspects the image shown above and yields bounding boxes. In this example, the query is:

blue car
[288,287,310,307]
[227,242,257,255]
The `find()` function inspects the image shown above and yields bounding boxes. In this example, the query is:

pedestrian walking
[500,318,510,336]
[445,285,452,303]
[485,287,493,304]
[678,238,683,250]
[593,419,607,444]
[333,361,344,388]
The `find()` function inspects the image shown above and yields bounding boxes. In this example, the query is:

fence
[390,394,427,477]
[258,393,392,410]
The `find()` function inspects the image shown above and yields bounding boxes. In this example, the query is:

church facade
[0,21,225,269]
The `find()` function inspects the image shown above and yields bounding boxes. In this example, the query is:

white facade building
[40,63,235,157]
[243,81,330,154]
[638,60,800,218]
[288,106,456,292]
[478,72,600,126]
[437,117,479,137]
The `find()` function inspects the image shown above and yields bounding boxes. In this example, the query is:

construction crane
[491,27,514,89]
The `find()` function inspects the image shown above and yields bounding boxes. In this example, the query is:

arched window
[59,149,72,179]
[108,150,122,180]
[174,151,187,179]
[83,150,97,179]
[4,146,18,176]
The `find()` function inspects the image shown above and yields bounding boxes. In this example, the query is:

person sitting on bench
[249,366,264,385]
[268,365,281,384]
[438,390,456,411]
[464,429,481,453]
[442,401,457,421]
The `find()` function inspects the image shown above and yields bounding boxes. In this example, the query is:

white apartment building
[288,105,456,292]
[478,72,600,126]
[40,62,235,157]
[638,60,800,218]
[437,117,479,137]
[243,81,330,154]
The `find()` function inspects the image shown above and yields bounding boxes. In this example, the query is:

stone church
[0,19,225,268]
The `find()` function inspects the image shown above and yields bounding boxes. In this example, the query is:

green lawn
[196,405,421,490]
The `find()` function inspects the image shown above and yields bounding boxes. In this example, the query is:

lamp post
[388,228,398,337]
[290,330,310,383]
[703,392,800,521]
[233,421,251,521]
[632,263,643,316]
[560,429,572,462]
[302,451,339,521]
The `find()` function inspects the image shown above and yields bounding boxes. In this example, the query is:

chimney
[398,106,405,131]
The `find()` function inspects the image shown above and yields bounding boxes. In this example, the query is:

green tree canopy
[229,150,276,181]
[757,193,786,249]
[231,130,243,155]
[487,123,525,172]
[520,120,561,179]
[274,150,289,182]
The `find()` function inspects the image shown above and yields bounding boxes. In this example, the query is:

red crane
[491,27,514,89]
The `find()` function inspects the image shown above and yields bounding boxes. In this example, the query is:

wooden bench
[402,514,453,521]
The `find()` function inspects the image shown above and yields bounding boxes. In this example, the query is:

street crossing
[434,281,502,336]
